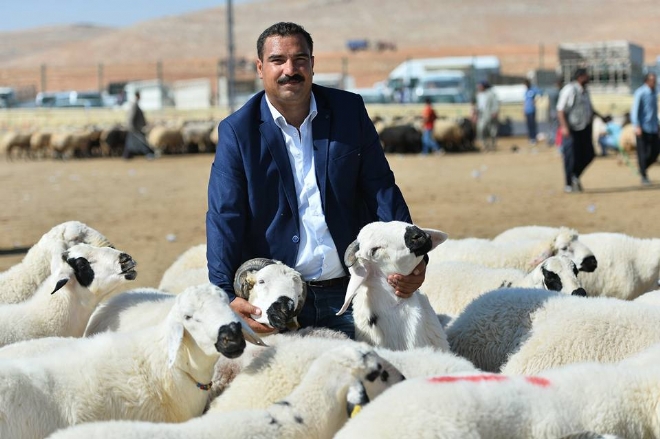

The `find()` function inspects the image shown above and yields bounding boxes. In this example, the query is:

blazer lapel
[312,97,330,209]
[259,98,299,225]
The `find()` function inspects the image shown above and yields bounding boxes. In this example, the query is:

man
[557,68,602,193]
[475,81,499,151]
[546,78,562,146]
[631,72,659,185]
[123,91,155,160]
[206,22,426,337]
[523,79,542,145]
[421,97,443,154]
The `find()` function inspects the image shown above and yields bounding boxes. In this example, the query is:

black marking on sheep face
[404,226,432,256]
[572,288,588,297]
[119,253,137,280]
[274,400,291,406]
[66,257,95,287]
[368,314,379,327]
[381,369,390,382]
[267,296,295,331]
[294,415,304,424]
[268,415,279,426]
[541,267,562,291]
[580,255,598,273]
[215,322,246,359]
[365,363,383,382]
[499,280,513,289]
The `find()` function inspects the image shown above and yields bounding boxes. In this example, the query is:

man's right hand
[230,297,277,334]
[560,125,570,137]
[634,126,642,136]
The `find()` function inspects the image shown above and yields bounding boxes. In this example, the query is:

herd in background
[0,119,220,160]
[0,112,480,161]
[0,219,659,438]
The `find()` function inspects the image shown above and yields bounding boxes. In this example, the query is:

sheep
[335,344,660,439]
[147,125,184,155]
[493,226,660,300]
[88,258,306,335]
[29,130,52,159]
[337,221,450,351]
[1,131,31,160]
[445,287,660,374]
[47,343,405,439]
[0,283,263,439]
[423,255,586,316]
[0,243,137,347]
[158,243,208,293]
[181,120,215,153]
[99,125,127,157]
[0,220,113,304]
[209,334,476,414]
[428,226,598,273]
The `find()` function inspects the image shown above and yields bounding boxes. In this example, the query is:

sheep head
[233,258,307,331]
[338,221,448,315]
[529,255,587,296]
[167,284,266,369]
[50,243,137,305]
[530,228,597,273]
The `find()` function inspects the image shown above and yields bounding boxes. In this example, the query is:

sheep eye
[370,247,380,257]
[560,246,568,251]
[258,279,265,284]
[184,315,192,320]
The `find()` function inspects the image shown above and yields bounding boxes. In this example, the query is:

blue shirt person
[630,73,659,184]
[523,79,542,143]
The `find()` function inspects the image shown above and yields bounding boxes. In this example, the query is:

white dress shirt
[265,93,346,281]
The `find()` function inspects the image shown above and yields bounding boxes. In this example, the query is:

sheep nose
[404,225,432,256]
[266,296,295,331]
[579,256,598,272]
[119,253,133,264]
[571,288,587,297]
[215,322,246,359]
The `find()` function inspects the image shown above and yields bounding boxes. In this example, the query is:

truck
[386,56,501,103]
[0,87,17,108]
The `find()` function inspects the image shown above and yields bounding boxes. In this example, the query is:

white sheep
[86,258,306,336]
[0,243,137,347]
[47,343,405,439]
[445,287,660,374]
[335,343,660,439]
[424,255,586,316]
[337,220,450,351]
[0,283,263,439]
[208,334,476,414]
[0,221,113,304]
[428,227,598,274]
[158,243,207,293]
[493,226,660,300]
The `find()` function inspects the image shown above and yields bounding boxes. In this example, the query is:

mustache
[277,74,305,85]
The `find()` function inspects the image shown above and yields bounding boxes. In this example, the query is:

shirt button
[292,235,300,243]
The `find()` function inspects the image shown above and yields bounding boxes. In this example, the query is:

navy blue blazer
[206,84,412,299]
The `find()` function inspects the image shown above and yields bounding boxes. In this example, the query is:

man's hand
[560,125,570,137]
[634,126,642,136]
[387,259,427,299]
[230,297,276,334]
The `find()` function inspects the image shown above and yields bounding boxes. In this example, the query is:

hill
[2,0,660,89]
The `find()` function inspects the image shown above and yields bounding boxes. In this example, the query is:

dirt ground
[1,137,658,290]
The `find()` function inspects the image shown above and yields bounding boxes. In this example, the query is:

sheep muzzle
[404,226,432,256]
[266,296,296,330]
[215,321,246,359]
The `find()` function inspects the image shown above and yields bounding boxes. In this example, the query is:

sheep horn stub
[233,258,277,299]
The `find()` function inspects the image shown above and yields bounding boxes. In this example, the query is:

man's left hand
[387,259,427,299]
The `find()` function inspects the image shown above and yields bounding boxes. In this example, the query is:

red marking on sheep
[427,375,552,387]
[524,376,551,387]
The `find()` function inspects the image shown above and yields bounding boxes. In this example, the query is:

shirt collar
[265,92,318,129]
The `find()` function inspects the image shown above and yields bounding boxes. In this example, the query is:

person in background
[546,78,563,146]
[523,78,542,144]
[123,91,156,160]
[557,67,603,193]
[421,97,443,154]
[596,115,622,156]
[206,22,427,338]
[475,80,499,151]
[630,72,659,185]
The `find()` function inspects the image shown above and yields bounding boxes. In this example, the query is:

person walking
[630,72,659,185]
[421,97,443,154]
[475,81,499,151]
[123,91,156,160]
[557,68,603,193]
[546,78,562,146]
[523,79,542,144]
[206,22,427,338]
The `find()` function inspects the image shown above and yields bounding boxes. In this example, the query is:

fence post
[98,63,104,93]
[157,60,163,83]
[40,64,47,92]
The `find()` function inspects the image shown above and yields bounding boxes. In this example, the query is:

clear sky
[0,0,245,32]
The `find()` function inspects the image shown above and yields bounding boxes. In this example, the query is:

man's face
[647,75,657,90]
[577,73,589,86]
[256,34,314,109]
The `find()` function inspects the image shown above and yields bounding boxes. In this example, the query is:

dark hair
[644,72,656,82]
[424,97,432,104]
[573,67,588,80]
[257,22,313,60]
[523,79,531,88]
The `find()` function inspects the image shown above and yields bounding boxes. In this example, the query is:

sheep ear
[422,228,449,249]
[346,378,370,419]
[167,322,184,368]
[50,259,75,294]
[239,319,268,347]
[337,265,368,316]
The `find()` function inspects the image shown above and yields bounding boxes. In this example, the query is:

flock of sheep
[0,120,219,160]
[1,219,659,438]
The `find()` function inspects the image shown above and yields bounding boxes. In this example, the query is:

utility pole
[227,0,236,113]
